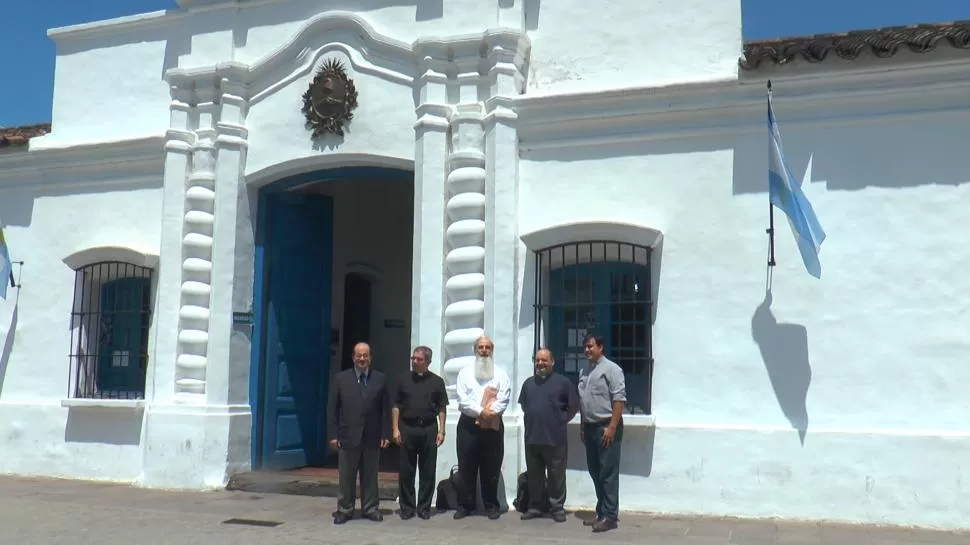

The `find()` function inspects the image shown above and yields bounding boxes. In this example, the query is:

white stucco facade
[1,0,969,531]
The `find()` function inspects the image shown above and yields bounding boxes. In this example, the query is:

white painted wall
[0,141,164,483]
[514,62,970,529]
[524,0,743,93]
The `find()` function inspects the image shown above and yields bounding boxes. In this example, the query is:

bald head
[534,348,554,377]
[353,342,372,371]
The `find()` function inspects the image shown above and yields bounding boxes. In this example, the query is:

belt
[402,417,435,427]
[583,418,618,426]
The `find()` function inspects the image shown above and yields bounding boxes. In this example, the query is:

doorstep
[226,467,399,500]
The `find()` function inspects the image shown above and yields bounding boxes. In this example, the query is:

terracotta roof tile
[740,21,970,70]
[0,123,51,149]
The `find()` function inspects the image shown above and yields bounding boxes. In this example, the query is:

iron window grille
[533,241,654,414]
[67,261,153,400]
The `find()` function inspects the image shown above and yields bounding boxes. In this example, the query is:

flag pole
[766,80,776,268]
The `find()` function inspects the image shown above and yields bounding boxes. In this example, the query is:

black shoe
[333,512,350,525]
[592,519,617,532]
[453,508,469,520]
[583,516,600,526]
[520,510,542,520]
[363,511,383,522]
[486,510,500,520]
[418,510,432,520]
[400,511,415,520]
[552,512,567,523]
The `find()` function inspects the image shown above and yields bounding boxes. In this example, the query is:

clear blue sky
[1,0,967,126]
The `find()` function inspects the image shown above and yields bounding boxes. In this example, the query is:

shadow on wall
[523,0,541,31]
[0,303,19,398]
[0,181,162,230]
[564,422,654,477]
[731,114,970,194]
[751,289,811,445]
[523,113,970,194]
[64,408,144,446]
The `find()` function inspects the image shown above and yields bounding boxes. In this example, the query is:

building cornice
[0,135,165,192]
[515,58,970,151]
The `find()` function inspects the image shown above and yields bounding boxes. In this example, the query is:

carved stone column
[441,106,487,396]
[143,70,252,489]
[482,37,530,397]
[173,83,218,404]
[410,55,450,379]
[152,84,196,405]
[206,72,251,411]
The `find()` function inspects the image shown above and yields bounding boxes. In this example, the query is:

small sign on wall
[383,319,406,329]
[233,312,254,326]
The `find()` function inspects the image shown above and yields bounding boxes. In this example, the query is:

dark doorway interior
[340,273,372,370]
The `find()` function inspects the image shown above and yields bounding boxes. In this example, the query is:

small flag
[768,89,826,278]
[0,228,12,299]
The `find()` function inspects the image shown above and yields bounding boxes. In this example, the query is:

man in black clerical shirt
[392,346,448,520]
[517,348,579,523]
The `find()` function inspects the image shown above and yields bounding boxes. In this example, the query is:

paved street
[0,476,966,545]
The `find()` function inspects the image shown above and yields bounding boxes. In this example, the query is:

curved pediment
[62,245,160,271]
[166,11,417,102]
[520,220,664,251]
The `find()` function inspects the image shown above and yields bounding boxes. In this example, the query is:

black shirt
[518,372,579,447]
[394,371,449,423]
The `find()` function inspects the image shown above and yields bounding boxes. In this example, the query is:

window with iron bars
[67,261,153,400]
[533,241,654,414]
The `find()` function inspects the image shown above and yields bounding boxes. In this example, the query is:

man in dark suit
[328,342,391,524]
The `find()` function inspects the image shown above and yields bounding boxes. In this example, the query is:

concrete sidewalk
[0,476,965,545]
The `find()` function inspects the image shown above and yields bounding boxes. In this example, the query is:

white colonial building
[0,0,969,530]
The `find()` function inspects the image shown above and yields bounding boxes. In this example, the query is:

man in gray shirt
[577,334,625,533]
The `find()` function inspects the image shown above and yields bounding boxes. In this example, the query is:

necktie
[358,372,367,387]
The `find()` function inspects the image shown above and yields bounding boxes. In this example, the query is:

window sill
[60,398,146,410]
[568,414,656,427]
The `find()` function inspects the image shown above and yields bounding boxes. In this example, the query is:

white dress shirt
[456,364,512,419]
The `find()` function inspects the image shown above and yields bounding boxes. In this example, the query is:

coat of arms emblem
[301,58,359,138]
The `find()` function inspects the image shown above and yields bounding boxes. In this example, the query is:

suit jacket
[327,367,391,450]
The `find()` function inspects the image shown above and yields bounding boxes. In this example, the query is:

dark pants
[337,447,380,516]
[398,419,438,515]
[583,420,623,522]
[524,444,567,514]
[456,414,504,512]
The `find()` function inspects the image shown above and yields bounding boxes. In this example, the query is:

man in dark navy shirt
[391,346,448,520]
[517,348,579,523]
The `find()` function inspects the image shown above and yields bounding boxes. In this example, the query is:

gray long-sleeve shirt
[577,356,627,422]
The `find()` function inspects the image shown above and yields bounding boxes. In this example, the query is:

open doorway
[252,167,414,474]
[340,273,373,371]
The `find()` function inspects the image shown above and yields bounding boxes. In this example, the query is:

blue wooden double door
[257,193,334,470]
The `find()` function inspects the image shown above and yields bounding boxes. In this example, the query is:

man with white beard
[454,336,511,520]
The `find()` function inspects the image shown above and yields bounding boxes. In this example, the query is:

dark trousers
[337,447,380,516]
[524,444,567,514]
[456,414,504,511]
[583,420,623,522]
[398,420,438,514]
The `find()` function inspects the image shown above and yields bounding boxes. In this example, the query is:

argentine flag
[0,228,11,300]
[768,92,826,279]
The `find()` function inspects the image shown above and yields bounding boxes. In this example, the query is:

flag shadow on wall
[751,290,811,445]
[0,304,19,397]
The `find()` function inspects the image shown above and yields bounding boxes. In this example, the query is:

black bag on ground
[512,471,549,513]
[435,465,463,511]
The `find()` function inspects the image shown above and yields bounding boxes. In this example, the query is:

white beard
[474,355,494,382]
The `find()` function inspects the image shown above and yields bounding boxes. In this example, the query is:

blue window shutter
[97,276,150,396]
